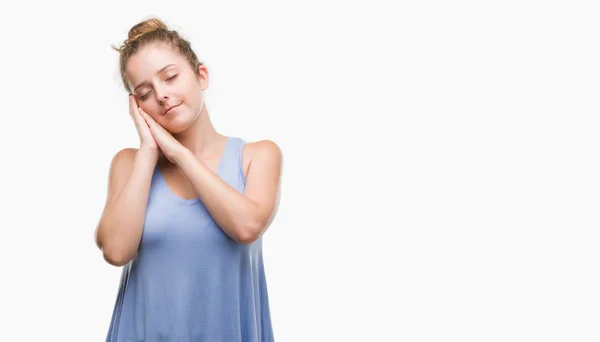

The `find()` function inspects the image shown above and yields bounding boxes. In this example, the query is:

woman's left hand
[138,107,187,164]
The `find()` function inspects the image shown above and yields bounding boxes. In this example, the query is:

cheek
[185,88,203,107]
[139,102,161,117]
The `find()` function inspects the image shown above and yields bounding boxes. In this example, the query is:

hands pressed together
[128,95,186,164]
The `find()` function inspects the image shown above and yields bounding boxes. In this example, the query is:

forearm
[97,150,157,265]
[175,149,263,243]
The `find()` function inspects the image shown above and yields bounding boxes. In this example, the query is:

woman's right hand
[129,95,159,156]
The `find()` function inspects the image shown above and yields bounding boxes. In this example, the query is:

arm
[175,140,282,244]
[94,148,158,266]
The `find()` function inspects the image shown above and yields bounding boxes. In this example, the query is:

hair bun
[126,18,168,45]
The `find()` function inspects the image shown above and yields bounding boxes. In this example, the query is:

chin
[163,115,196,134]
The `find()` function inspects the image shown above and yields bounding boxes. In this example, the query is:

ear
[197,64,209,90]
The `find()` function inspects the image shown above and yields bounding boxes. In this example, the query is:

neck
[172,103,226,157]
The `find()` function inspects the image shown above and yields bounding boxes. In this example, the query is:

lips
[163,103,182,115]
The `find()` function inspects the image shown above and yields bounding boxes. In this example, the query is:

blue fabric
[106,136,274,342]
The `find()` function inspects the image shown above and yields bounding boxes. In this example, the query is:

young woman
[94,17,282,341]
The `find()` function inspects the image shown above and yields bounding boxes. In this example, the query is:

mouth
[163,103,182,115]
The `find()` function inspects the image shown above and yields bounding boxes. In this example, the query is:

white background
[1,0,599,341]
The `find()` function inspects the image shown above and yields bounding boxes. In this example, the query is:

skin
[94,42,282,267]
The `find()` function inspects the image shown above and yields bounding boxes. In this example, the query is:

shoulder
[243,139,281,159]
[243,139,282,162]
[240,139,282,177]
[108,147,138,175]
[111,147,138,166]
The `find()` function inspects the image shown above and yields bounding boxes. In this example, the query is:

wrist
[135,148,159,165]
[172,146,193,165]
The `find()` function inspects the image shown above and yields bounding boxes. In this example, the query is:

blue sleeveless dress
[106,136,274,342]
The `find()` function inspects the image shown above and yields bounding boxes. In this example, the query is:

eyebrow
[133,64,176,92]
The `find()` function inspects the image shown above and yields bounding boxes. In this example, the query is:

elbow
[237,234,259,245]
[103,249,132,267]
[101,241,134,267]
[235,221,265,245]
[95,222,134,267]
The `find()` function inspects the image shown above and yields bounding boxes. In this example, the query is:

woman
[94,17,282,341]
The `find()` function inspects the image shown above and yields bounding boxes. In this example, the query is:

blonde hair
[112,17,203,93]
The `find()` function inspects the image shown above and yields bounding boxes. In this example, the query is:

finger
[138,109,161,130]
[131,108,148,133]
[137,106,151,120]
[129,97,146,126]
[138,109,153,127]
[128,95,139,118]
[138,110,163,139]
[139,109,154,122]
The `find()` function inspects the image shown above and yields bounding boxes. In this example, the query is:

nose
[155,86,169,103]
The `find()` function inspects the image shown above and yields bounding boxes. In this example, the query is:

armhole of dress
[107,261,131,341]
[237,138,247,186]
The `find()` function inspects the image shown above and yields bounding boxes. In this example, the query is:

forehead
[126,43,186,83]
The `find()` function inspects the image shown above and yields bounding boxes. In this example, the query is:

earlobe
[198,75,208,89]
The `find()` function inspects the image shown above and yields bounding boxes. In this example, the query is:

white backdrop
[1,0,599,341]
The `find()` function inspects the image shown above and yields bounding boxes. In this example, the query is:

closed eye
[139,75,178,100]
